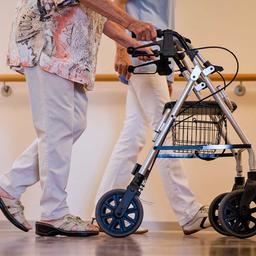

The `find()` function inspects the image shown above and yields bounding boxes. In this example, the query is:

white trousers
[0,66,88,220]
[95,74,202,226]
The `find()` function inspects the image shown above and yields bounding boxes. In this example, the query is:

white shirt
[126,0,176,82]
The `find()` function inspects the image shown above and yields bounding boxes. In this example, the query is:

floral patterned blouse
[7,0,106,90]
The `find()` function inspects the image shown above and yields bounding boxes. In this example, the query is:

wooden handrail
[0,73,256,83]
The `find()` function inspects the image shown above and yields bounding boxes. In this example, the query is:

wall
[0,0,255,223]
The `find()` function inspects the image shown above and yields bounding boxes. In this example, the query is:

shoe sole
[134,229,149,234]
[36,222,99,237]
[0,198,29,232]
[183,217,210,235]
[183,228,201,235]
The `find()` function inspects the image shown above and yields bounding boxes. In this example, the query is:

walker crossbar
[157,153,236,159]
[155,144,251,151]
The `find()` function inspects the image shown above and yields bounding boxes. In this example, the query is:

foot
[36,214,99,237]
[0,196,32,231]
[182,206,211,235]
[91,217,149,235]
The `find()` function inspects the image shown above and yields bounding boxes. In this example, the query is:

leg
[27,68,89,221]
[95,84,148,202]
[0,67,99,235]
[0,67,86,220]
[130,74,202,226]
[0,82,88,201]
[0,140,40,199]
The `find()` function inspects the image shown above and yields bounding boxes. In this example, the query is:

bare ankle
[0,187,15,199]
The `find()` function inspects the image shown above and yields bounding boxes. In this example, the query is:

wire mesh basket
[167,101,227,154]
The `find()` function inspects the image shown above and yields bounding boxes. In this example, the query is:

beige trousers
[0,66,88,220]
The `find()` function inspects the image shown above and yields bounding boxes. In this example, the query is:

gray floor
[1,230,256,256]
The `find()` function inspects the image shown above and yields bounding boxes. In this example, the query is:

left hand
[115,47,132,81]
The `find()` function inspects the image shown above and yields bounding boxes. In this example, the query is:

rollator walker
[95,29,256,238]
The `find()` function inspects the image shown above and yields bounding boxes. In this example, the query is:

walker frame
[96,29,256,238]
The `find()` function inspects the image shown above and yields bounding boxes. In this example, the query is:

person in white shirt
[94,0,211,235]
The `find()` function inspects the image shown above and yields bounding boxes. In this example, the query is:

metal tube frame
[138,73,198,176]
[137,50,256,178]
[181,57,243,176]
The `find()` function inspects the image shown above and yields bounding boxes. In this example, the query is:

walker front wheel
[95,189,143,238]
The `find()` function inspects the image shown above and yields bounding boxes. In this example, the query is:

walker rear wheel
[95,189,143,238]
[209,193,231,236]
[219,190,256,239]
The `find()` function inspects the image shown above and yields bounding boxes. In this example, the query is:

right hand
[127,20,157,41]
[115,47,132,81]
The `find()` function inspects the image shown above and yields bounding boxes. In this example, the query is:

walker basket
[167,101,226,154]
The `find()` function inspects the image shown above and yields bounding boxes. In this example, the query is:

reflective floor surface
[1,230,256,256]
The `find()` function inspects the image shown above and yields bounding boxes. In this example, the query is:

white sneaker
[182,206,211,235]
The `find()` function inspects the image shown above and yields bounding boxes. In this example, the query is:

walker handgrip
[127,47,159,57]
[156,29,163,38]
[128,65,135,73]
[131,29,163,39]
[127,47,136,54]
[127,47,149,57]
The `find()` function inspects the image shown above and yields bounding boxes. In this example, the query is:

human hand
[127,20,157,41]
[129,39,156,62]
[115,47,132,81]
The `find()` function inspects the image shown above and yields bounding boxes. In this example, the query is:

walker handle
[127,47,159,57]
[131,29,163,39]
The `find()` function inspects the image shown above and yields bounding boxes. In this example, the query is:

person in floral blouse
[0,0,156,237]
